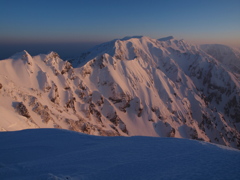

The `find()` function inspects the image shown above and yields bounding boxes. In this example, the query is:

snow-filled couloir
[0,36,240,149]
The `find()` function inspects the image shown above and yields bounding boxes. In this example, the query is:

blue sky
[0,0,239,58]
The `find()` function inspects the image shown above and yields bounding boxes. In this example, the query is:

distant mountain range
[0,36,239,149]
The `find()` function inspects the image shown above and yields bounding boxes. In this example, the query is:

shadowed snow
[0,128,239,180]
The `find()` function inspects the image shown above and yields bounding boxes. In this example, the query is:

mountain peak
[23,50,29,54]
[73,35,198,66]
[158,36,174,41]
[47,51,60,59]
[10,50,32,60]
[120,36,144,41]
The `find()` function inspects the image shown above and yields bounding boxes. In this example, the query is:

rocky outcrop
[16,102,31,119]
[29,96,53,123]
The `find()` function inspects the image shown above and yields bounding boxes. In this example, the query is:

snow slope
[200,44,240,76]
[0,36,240,149]
[0,128,239,180]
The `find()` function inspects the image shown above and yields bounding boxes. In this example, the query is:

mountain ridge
[0,36,240,148]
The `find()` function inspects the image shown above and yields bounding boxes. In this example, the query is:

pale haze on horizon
[0,0,239,59]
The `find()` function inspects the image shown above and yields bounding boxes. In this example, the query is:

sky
[0,0,240,59]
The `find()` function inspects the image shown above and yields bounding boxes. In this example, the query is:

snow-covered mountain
[1,128,239,180]
[0,36,240,149]
[200,44,240,76]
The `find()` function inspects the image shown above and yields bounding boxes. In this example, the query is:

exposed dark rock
[49,83,60,104]
[61,61,73,74]
[109,97,122,104]
[107,112,128,134]
[44,52,60,62]
[224,96,240,122]
[66,98,76,112]
[190,128,198,140]
[109,112,119,126]
[137,108,143,117]
[169,128,175,137]
[89,103,102,123]
[66,118,119,136]
[28,97,52,123]
[16,102,31,119]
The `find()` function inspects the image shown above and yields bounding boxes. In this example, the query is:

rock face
[0,37,240,149]
[16,102,31,119]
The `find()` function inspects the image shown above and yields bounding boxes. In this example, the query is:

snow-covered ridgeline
[0,36,240,148]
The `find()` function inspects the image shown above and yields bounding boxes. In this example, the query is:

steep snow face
[0,36,240,149]
[0,51,125,136]
[0,128,239,180]
[73,36,240,148]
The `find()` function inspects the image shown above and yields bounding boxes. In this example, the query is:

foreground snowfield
[0,129,239,180]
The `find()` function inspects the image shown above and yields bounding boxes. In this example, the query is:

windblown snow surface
[0,36,240,149]
[0,128,239,180]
